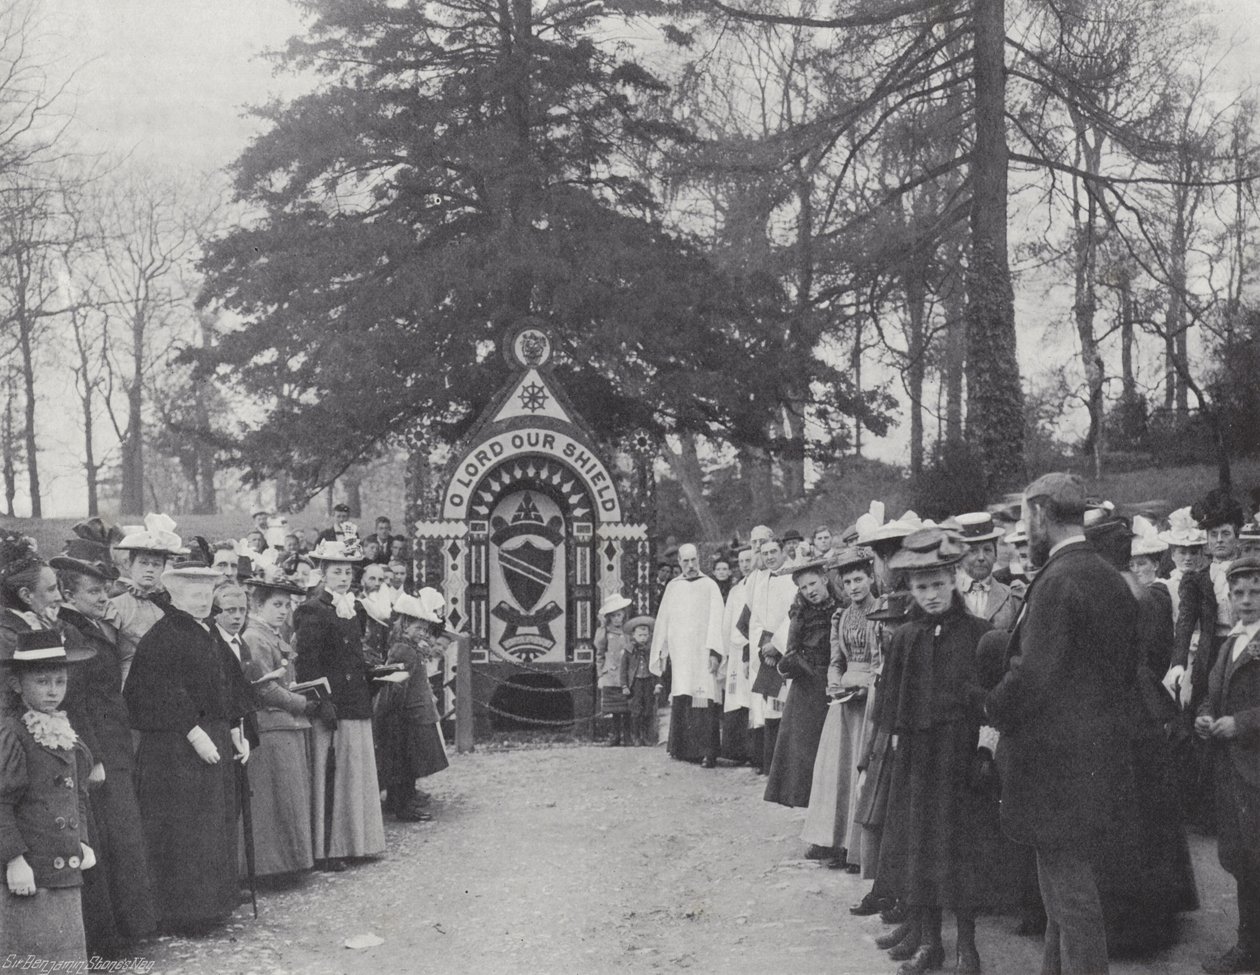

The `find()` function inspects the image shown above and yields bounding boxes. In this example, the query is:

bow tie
[330,591,358,620]
[968,578,992,593]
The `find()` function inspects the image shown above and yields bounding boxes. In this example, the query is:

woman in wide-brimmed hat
[124,555,256,934]
[111,513,186,687]
[800,547,888,872]
[52,526,157,949]
[241,569,325,877]
[294,538,385,869]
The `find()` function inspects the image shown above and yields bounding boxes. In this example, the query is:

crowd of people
[0,505,449,965]
[643,476,1260,975]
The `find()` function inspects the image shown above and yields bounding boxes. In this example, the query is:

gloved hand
[87,762,106,786]
[315,699,338,730]
[187,725,220,764]
[79,844,96,871]
[6,854,34,895]
[230,726,250,765]
[1162,665,1185,701]
[622,686,632,697]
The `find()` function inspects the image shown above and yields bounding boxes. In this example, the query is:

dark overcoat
[124,608,256,928]
[293,593,372,720]
[987,540,1137,852]
[1174,566,1221,708]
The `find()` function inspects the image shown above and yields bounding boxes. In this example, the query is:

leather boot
[896,943,944,975]
[876,922,913,950]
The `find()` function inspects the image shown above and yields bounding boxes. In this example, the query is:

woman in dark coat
[872,528,996,975]
[124,561,255,934]
[1086,517,1198,955]
[764,559,840,809]
[54,547,157,947]
[295,540,385,870]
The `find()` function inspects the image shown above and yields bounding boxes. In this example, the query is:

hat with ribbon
[115,513,187,556]
[831,546,875,575]
[1129,515,1168,559]
[887,527,967,573]
[4,628,94,668]
[598,592,633,618]
[1158,506,1207,548]
[50,538,120,583]
[783,556,833,580]
[1191,488,1245,532]
[1240,522,1260,543]
[243,565,306,598]
[309,538,365,563]
[394,587,447,625]
[949,512,1005,544]
[782,528,805,543]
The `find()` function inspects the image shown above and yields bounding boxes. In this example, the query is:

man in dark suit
[987,472,1138,975]
[316,503,356,544]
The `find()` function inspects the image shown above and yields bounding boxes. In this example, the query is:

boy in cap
[1196,557,1260,974]
[620,616,655,746]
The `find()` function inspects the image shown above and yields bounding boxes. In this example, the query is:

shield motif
[498,540,555,612]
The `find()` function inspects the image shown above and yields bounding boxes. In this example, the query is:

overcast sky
[21,0,1260,517]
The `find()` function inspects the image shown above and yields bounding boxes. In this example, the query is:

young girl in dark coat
[874,528,995,975]
[378,589,450,821]
[0,630,97,963]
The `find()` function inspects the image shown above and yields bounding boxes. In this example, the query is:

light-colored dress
[801,599,885,867]
[241,622,314,876]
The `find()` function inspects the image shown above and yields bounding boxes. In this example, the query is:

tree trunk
[344,473,363,519]
[1119,269,1135,399]
[17,305,40,518]
[120,310,146,516]
[665,433,722,541]
[779,408,806,503]
[739,443,775,524]
[851,319,864,456]
[904,262,927,478]
[2,370,18,518]
[944,272,966,443]
[1070,117,1105,479]
[1163,200,1188,414]
[965,0,1024,491]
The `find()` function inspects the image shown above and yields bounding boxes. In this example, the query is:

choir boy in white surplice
[721,545,757,763]
[745,537,798,775]
[651,544,727,767]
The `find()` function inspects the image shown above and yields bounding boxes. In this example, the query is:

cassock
[744,568,796,726]
[721,578,752,762]
[650,575,725,763]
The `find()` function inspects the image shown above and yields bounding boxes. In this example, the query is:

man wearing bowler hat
[986,472,1138,975]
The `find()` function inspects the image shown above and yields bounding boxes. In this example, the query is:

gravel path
[135,742,1236,975]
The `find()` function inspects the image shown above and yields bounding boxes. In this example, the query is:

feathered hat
[1190,488,1245,532]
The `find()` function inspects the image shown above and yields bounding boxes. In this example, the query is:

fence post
[455,634,474,754]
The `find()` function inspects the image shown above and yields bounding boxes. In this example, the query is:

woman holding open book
[242,571,327,877]
[294,539,385,872]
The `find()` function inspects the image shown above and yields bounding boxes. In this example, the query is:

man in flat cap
[987,473,1139,975]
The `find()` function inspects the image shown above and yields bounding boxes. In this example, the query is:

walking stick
[237,755,258,919]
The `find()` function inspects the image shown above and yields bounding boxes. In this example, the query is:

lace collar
[22,709,77,751]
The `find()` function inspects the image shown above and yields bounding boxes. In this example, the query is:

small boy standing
[1196,556,1260,975]
[620,617,655,746]
[0,630,97,963]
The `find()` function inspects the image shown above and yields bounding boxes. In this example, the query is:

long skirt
[135,721,238,927]
[874,719,1005,911]
[764,673,829,808]
[87,760,156,940]
[0,886,85,963]
[310,718,386,860]
[378,706,449,785]
[1095,732,1200,953]
[245,728,314,877]
[801,694,867,849]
